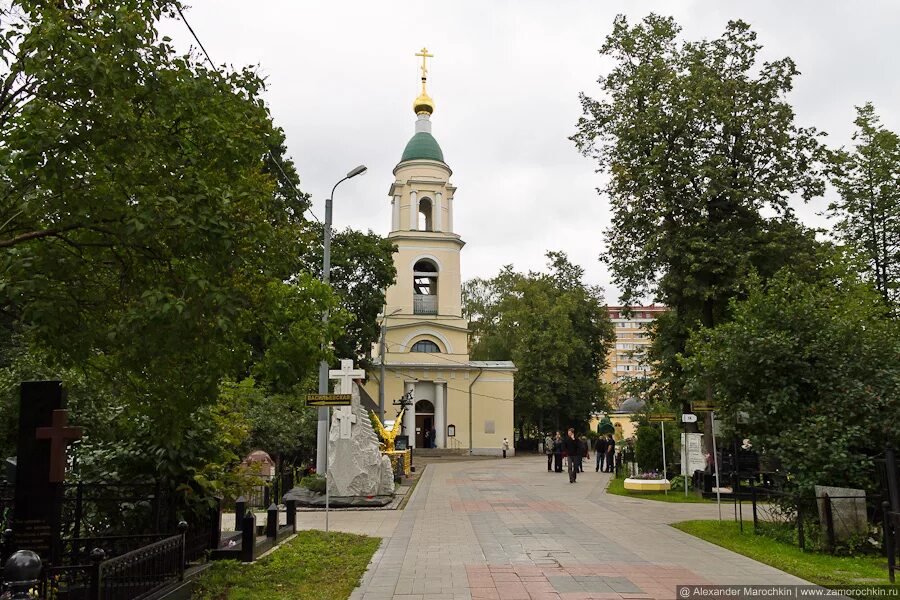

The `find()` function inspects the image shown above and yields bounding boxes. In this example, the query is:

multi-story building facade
[602,304,667,404]
[590,304,666,439]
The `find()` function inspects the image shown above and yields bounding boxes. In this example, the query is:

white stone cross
[328,359,365,394]
[335,407,357,439]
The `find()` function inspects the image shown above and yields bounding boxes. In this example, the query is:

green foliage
[236,378,319,468]
[299,474,326,494]
[194,530,381,600]
[0,1,386,513]
[827,103,900,311]
[634,425,669,473]
[684,265,900,493]
[572,14,827,410]
[463,252,615,431]
[0,0,338,425]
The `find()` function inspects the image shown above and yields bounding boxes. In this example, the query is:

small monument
[11,381,82,564]
[325,382,394,500]
[285,360,394,507]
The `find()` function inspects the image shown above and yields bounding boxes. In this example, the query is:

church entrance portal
[415,399,434,448]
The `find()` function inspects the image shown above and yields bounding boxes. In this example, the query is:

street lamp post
[316,165,367,475]
[378,308,402,421]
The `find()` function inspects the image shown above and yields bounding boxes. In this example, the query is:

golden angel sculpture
[370,408,405,453]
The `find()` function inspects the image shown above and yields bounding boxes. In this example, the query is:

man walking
[595,435,608,472]
[563,428,579,483]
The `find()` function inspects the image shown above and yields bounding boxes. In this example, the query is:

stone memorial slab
[814,485,867,542]
[681,432,705,475]
[325,382,394,500]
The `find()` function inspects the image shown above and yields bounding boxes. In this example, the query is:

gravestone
[814,485,867,543]
[681,433,705,475]
[12,381,82,564]
[326,382,394,499]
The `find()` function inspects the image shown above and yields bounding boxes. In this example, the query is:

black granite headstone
[11,381,66,564]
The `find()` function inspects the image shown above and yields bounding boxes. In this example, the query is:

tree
[684,263,900,493]
[571,14,825,412]
[827,103,900,311]
[463,252,615,433]
[0,1,342,498]
[302,228,397,369]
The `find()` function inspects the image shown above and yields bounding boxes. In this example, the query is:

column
[435,382,446,448]
[447,195,454,232]
[409,190,418,230]
[434,192,442,231]
[391,195,400,231]
[404,381,416,447]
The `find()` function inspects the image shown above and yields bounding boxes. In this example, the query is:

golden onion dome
[413,91,435,115]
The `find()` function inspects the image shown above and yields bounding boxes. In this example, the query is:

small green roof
[400,132,445,163]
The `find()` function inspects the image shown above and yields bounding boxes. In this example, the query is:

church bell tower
[366,49,515,454]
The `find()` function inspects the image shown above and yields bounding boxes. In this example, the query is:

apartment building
[602,304,667,405]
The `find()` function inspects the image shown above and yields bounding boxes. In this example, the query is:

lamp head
[346,165,367,178]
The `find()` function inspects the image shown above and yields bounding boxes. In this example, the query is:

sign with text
[692,402,717,412]
[682,413,698,423]
[648,413,676,422]
[305,393,352,407]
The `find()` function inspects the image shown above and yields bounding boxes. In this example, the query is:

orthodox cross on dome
[35,409,82,483]
[415,47,433,89]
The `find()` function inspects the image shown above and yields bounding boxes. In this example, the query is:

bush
[634,425,676,472]
[670,474,691,490]
[299,474,326,494]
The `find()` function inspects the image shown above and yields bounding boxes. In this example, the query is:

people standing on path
[545,433,554,471]
[502,437,509,458]
[578,436,588,472]
[595,435,608,472]
[553,432,563,473]
[605,435,616,473]
[563,428,579,483]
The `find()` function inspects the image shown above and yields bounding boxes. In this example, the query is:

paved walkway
[294,455,808,600]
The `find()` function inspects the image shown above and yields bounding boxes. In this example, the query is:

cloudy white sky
[163,1,900,304]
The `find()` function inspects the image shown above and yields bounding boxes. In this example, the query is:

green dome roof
[400,132,444,163]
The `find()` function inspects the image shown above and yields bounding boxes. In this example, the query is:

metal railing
[98,531,185,600]
[413,294,437,315]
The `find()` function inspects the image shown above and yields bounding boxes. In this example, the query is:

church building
[363,49,515,455]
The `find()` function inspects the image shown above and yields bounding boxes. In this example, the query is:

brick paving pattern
[293,455,809,599]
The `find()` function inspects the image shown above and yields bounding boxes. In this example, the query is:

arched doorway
[415,399,434,448]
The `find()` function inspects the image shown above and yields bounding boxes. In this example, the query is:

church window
[413,259,438,314]
[418,197,433,231]
[411,340,441,353]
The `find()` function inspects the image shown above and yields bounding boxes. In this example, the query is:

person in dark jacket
[552,432,563,473]
[595,436,608,472]
[578,436,588,472]
[563,428,579,483]
[605,435,616,472]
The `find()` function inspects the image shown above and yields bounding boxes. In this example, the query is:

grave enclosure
[0,381,297,599]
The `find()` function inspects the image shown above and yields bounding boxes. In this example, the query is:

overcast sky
[162,1,900,304]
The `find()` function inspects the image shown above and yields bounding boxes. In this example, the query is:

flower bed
[624,477,671,491]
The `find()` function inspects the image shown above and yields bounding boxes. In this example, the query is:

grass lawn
[605,476,713,503]
[193,530,381,600]
[672,520,895,588]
